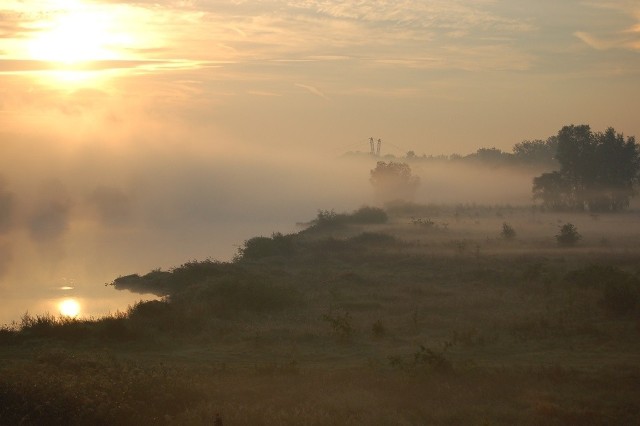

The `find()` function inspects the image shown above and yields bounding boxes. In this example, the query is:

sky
[1,0,639,154]
[0,0,639,318]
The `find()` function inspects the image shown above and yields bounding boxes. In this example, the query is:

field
[1,204,640,425]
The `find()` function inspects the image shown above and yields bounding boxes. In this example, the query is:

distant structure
[369,137,382,157]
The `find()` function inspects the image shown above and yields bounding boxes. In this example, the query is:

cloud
[0,59,206,75]
[295,83,329,100]
[575,30,640,51]
[575,1,640,51]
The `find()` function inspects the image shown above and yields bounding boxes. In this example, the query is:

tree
[532,125,639,212]
[556,223,581,246]
[532,171,573,210]
[370,161,420,203]
[512,137,558,166]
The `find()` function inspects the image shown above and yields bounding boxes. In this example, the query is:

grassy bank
[1,205,639,425]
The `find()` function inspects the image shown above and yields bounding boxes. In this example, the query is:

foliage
[0,350,204,425]
[370,161,420,203]
[349,232,396,245]
[388,344,453,374]
[349,206,389,224]
[3,207,640,424]
[564,264,640,316]
[512,137,558,165]
[305,206,388,231]
[500,222,516,240]
[236,232,295,260]
[371,320,386,338]
[555,223,581,246]
[533,125,640,211]
[322,310,353,341]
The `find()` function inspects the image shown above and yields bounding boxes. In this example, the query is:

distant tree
[532,125,640,212]
[532,171,573,210]
[589,128,640,211]
[370,161,420,203]
[556,223,581,246]
[465,147,513,166]
[512,137,558,165]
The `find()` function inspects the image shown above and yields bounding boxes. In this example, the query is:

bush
[306,206,388,231]
[564,265,640,316]
[600,283,638,316]
[349,206,388,224]
[322,311,353,341]
[501,222,516,240]
[236,232,295,260]
[350,232,396,245]
[556,223,581,246]
[184,276,300,317]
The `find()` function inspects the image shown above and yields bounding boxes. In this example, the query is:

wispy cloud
[575,1,640,51]
[295,83,329,100]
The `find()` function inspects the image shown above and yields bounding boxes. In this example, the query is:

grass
[1,203,640,424]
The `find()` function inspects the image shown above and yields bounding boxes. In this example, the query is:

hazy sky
[0,1,639,316]
[1,0,639,154]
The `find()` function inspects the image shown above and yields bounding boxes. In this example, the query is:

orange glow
[59,298,81,317]
[27,1,133,65]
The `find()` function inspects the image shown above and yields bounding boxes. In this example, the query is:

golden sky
[1,1,640,312]
[1,0,639,154]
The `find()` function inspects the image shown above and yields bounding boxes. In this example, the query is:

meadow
[1,204,639,425]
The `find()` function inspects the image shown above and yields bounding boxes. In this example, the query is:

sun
[27,1,130,65]
[59,298,81,317]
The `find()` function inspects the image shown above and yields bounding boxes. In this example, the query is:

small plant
[411,217,436,228]
[501,222,516,240]
[371,319,386,338]
[388,344,454,374]
[555,222,581,246]
[322,310,353,341]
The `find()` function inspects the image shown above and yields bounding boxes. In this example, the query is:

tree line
[533,125,639,212]
[367,124,640,212]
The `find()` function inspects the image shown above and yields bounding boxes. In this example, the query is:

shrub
[349,206,388,224]
[350,232,396,245]
[555,223,581,246]
[600,283,638,316]
[306,206,388,231]
[184,276,300,318]
[236,232,295,260]
[371,320,386,338]
[564,264,640,316]
[322,311,353,341]
[501,222,516,240]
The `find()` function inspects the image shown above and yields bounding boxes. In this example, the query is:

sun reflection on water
[58,298,81,318]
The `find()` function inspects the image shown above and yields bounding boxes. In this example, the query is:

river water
[0,219,301,326]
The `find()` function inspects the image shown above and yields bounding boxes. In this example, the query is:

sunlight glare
[59,298,81,317]
[27,0,133,65]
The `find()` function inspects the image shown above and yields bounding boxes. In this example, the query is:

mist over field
[0,119,551,323]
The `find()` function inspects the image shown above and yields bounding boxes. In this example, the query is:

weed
[389,344,454,374]
[371,319,386,338]
[322,310,353,341]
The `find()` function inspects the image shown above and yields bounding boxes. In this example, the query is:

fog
[0,117,550,325]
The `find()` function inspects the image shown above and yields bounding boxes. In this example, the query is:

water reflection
[58,298,81,317]
[0,285,156,326]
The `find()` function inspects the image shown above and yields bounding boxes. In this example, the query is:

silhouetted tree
[370,161,420,203]
[512,137,558,166]
[532,125,639,212]
[533,171,573,210]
